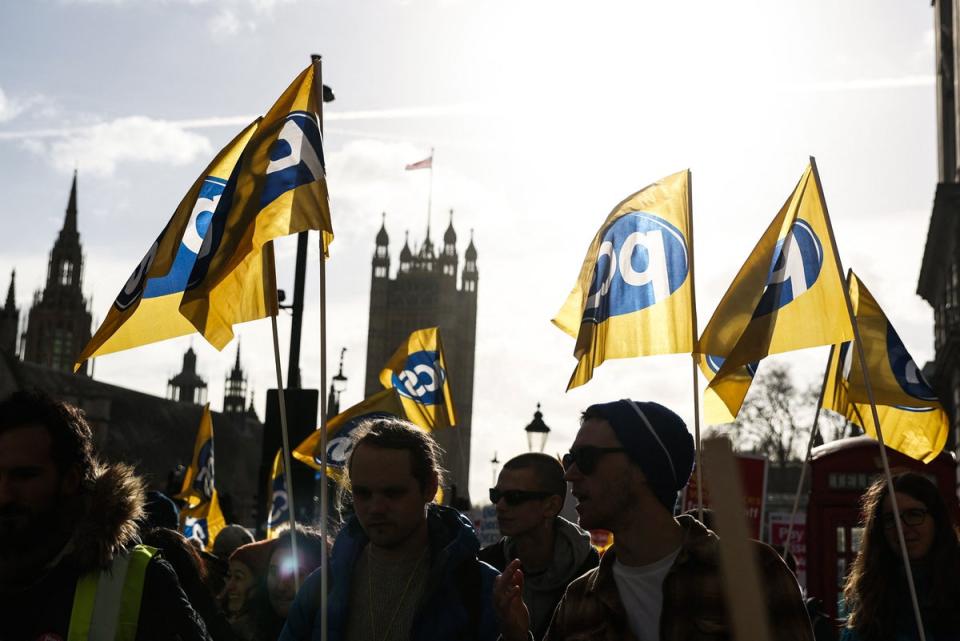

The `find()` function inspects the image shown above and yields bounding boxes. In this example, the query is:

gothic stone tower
[0,271,18,356]
[23,172,93,374]
[364,211,479,503]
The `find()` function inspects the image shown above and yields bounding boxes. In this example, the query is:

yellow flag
[265,450,289,539]
[697,354,758,424]
[552,170,693,389]
[699,160,854,391]
[74,121,261,370]
[821,272,948,462]
[176,404,215,507]
[293,388,407,483]
[179,65,334,349]
[379,327,457,429]
[181,490,226,552]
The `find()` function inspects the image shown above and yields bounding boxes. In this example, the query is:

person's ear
[424,472,439,503]
[543,494,562,519]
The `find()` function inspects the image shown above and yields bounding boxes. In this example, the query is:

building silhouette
[364,211,478,503]
[920,0,960,456]
[168,346,208,405]
[21,172,93,375]
[0,271,17,356]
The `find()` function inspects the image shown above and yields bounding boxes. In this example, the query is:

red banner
[682,454,768,539]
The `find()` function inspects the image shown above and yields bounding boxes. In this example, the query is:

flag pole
[310,53,331,641]
[782,342,834,560]
[427,147,435,234]
[684,169,704,518]
[811,157,927,641]
[265,241,301,591]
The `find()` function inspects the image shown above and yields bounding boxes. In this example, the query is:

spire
[376,212,389,246]
[63,170,78,235]
[444,208,457,245]
[400,230,412,261]
[234,341,242,371]
[4,270,14,311]
[465,228,477,260]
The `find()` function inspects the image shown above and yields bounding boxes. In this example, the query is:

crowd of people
[1,388,958,640]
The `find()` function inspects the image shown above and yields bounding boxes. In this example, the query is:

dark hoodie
[479,516,599,639]
[0,462,209,641]
[280,504,499,641]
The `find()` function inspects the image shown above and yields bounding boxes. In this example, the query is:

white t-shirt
[612,548,681,641]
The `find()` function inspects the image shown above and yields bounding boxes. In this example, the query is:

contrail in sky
[0,103,492,141]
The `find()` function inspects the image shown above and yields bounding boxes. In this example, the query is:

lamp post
[524,403,551,453]
[326,347,348,419]
[490,451,501,486]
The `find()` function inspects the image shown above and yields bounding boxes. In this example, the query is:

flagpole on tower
[427,147,435,233]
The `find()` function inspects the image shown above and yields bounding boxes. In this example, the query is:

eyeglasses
[489,488,554,506]
[881,507,929,529]
[561,447,626,475]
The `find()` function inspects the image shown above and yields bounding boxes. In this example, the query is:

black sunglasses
[561,446,626,474]
[489,488,554,506]
[881,507,929,529]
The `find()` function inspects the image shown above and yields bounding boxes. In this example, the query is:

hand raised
[492,559,530,641]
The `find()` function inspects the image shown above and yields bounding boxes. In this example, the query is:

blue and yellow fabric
[553,170,694,389]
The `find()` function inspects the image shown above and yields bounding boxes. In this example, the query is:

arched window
[59,260,74,286]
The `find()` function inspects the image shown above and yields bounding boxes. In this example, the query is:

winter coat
[479,517,599,639]
[280,504,499,641]
[543,515,814,641]
[0,462,210,641]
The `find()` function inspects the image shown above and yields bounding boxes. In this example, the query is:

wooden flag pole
[265,241,301,592]
[684,169,704,518]
[811,157,927,641]
[310,53,331,641]
[782,343,833,560]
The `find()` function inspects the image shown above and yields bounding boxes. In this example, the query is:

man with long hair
[842,472,960,640]
[280,417,499,641]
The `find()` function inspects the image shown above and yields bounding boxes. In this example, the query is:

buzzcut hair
[0,389,97,485]
[502,452,566,499]
[347,417,446,491]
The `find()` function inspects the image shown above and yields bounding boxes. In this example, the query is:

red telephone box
[806,436,958,621]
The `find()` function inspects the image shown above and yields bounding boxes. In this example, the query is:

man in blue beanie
[494,399,813,641]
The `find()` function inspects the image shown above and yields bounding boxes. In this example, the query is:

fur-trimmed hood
[68,461,147,572]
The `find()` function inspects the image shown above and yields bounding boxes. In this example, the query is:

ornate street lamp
[524,403,551,453]
[327,347,348,418]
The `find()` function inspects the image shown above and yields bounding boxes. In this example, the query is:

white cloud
[209,8,242,39]
[0,87,25,123]
[22,116,212,177]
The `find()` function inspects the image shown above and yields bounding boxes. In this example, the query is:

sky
[0,0,942,502]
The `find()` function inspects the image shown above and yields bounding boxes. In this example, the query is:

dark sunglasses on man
[561,446,626,475]
[489,488,554,506]
[880,507,929,529]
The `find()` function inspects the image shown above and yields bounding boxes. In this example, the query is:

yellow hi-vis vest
[66,544,157,641]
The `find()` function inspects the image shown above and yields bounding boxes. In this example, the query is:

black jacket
[0,463,210,641]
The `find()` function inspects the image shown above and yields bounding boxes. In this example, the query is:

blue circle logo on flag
[184,516,209,548]
[704,354,758,377]
[194,439,215,501]
[886,325,936,401]
[753,220,823,318]
[581,212,688,324]
[321,411,396,469]
[261,110,326,209]
[115,177,227,309]
[392,351,446,405]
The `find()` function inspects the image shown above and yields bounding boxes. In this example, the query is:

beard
[0,493,82,588]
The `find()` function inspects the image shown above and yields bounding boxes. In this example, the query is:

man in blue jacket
[281,416,499,641]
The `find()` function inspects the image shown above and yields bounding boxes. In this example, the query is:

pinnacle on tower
[4,270,15,311]
[63,170,78,236]
[444,208,457,245]
[376,212,389,246]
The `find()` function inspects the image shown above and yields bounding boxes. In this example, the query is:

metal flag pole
[265,241,301,591]
[684,169,705,518]
[811,156,927,641]
[782,342,834,560]
[427,147,435,234]
[309,53,331,641]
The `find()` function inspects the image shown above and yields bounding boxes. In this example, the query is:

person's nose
[563,463,582,482]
